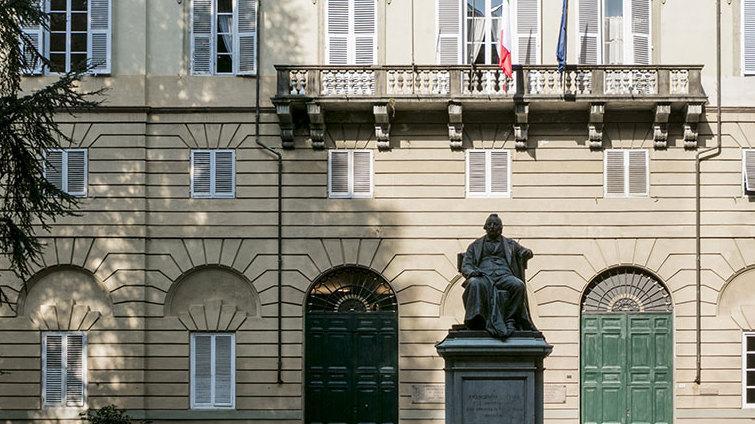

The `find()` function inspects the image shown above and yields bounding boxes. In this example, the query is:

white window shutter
[605,150,626,196]
[235,0,258,75]
[213,334,234,406]
[191,150,212,197]
[515,0,539,65]
[627,150,648,196]
[66,150,88,197]
[326,0,350,65]
[490,151,510,195]
[20,2,44,75]
[437,0,462,64]
[353,0,376,65]
[192,334,213,406]
[214,150,235,197]
[87,0,112,74]
[191,0,213,74]
[630,0,651,65]
[467,151,487,195]
[578,0,600,64]
[745,0,755,74]
[329,151,350,197]
[65,334,85,406]
[744,150,755,192]
[352,151,373,196]
[45,150,64,191]
[43,334,64,406]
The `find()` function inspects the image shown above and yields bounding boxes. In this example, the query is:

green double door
[305,311,398,424]
[581,313,673,424]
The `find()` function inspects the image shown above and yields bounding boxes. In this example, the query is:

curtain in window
[466,2,485,63]
[218,16,232,58]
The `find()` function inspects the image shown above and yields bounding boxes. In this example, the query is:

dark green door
[306,311,398,424]
[581,313,672,424]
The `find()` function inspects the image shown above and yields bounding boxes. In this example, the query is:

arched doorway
[580,267,673,424]
[305,266,398,424]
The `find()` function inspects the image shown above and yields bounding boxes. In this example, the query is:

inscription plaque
[462,378,526,424]
[544,384,567,404]
[411,384,445,404]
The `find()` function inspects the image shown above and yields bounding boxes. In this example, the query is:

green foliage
[79,405,150,424]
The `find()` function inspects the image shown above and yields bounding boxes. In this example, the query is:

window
[577,0,650,65]
[604,149,649,197]
[191,0,258,75]
[191,333,235,409]
[744,0,755,75]
[436,0,539,65]
[743,149,755,194]
[21,0,112,75]
[44,149,87,197]
[328,150,373,199]
[42,332,87,407]
[190,150,235,198]
[744,333,755,407]
[326,0,377,65]
[466,149,511,198]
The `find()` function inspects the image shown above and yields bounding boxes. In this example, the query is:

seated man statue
[461,213,538,339]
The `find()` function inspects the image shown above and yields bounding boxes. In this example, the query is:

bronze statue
[461,214,538,339]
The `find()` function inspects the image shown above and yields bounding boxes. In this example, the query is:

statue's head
[483,214,503,238]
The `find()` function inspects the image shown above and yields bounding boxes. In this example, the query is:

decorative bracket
[307,102,326,150]
[514,102,529,151]
[275,102,295,149]
[588,103,605,150]
[684,103,703,149]
[653,103,671,149]
[373,103,392,150]
[448,101,463,149]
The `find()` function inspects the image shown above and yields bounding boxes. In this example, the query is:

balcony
[273,65,707,150]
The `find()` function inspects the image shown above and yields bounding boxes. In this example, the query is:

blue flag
[557,0,568,72]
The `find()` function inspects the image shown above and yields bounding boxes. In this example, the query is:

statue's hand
[522,248,534,260]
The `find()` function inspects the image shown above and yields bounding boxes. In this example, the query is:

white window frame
[190,149,236,199]
[43,0,88,74]
[44,148,88,197]
[328,149,374,199]
[42,331,88,408]
[603,149,649,198]
[191,0,258,76]
[461,0,541,65]
[744,149,755,194]
[743,332,755,408]
[324,0,378,65]
[465,149,512,198]
[743,0,755,76]
[577,0,651,65]
[190,333,236,410]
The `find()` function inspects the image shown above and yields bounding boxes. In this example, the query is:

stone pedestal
[435,326,553,424]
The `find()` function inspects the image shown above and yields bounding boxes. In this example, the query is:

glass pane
[71,0,88,11]
[747,371,755,386]
[748,388,755,404]
[218,0,233,13]
[70,33,87,52]
[217,35,232,53]
[747,354,755,369]
[491,0,503,18]
[489,42,500,64]
[49,53,66,72]
[217,15,232,34]
[50,13,66,31]
[605,0,623,16]
[467,0,484,18]
[71,13,87,31]
[603,0,623,64]
[50,33,67,52]
[748,336,755,352]
[467,17,484,43]
[216,55,232,73]
[467,43,484,64]
[71,54,88,71]
[50,0,67,11]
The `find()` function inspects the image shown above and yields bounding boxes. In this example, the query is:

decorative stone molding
[514,102,529,151]
[448,102,464,149]
[275,103,295,149]
[588,103,605,150]
[31,301,102,331]
[177,300,248,332]
[653,103,671,149]
[307,102,326,150]
[373,103,392,150]
[684,103,703,149]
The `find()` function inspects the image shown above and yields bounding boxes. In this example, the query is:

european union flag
[557,0,568,72]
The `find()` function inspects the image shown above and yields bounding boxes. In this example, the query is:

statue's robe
[461,235,538,338]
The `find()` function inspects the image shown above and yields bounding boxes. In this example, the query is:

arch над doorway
[580,266,674,424]
[304,266,398,424]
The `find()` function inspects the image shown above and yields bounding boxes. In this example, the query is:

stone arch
[164,265,261,331]
[581,266,673,313]
[717,266,755,329]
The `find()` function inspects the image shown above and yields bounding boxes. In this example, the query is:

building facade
[2,0,755,423]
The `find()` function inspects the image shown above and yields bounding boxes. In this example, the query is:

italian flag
[498,0,513,78]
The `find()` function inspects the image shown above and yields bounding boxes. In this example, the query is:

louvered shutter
[191,150,212,197]
[326,0,349,65]
[66,150,87,197]
[745,0,755,74]
[192,334,213,406]
[627,150,648,196]
[630,0,651,65]
[490,151,510,195]
[43,334,64,406]
[329,151,350,197]
[467,151,487,196]
[214,150,235,197]
[352,151,372,197]
[65,334,85,406]
[745,150,755,192]
[353,0,376,64]
[191,0,213,74]
[578,0,600,64]
[515,0,539,64]
[88,0,111,74]
[605,150,626,196]
[213,334,234,406]
[437,0,462,64]
[45,150,64,191]
[236,0,257,75]
[20,0,44,75]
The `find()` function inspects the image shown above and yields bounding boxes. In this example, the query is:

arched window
[306,266,397,313]
[582,266,672,313]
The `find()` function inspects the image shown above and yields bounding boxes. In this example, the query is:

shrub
[80,405,150,424]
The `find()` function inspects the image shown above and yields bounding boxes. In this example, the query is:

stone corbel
[653,103,671,149]
[275,102,295,149]
[307,102,326,150]
[373,103,392,150]
[448,101,463,149]
[514,102,529,151]
[684,103,703,149]
[588,103,605,150]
